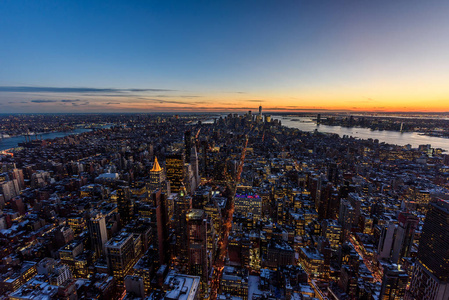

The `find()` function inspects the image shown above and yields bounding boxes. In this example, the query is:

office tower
[259,105,262,116]
[166,154,185,193]
[173,186,192,267]
[407,199,449,300]
[234,187,262,220]
[380,268,408,300]
[148,156,164,192]
[105,232,136,285]
[339,199,355,233]
[321,219,342,249]
[200,140,209,177]
[117,186,133,226]
[184,163,194,195]
[11,168,25,191]
[186,209,209,281]
[124,276,145,299]
[391,212,418,264]
[347,192,361,227]
[185,130,192,162]
[151,190,169,265]
[317,182,339,220]
[327,162,339,184]
[378,222,397,260]
[190,146,199,189]
[317,113,321,124]
[0,180,17,201]
[87,211,108,258]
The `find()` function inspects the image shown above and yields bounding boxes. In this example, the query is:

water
[274,116,449,151]
[0,128,92,151]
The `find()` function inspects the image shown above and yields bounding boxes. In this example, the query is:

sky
[1,0,449,113]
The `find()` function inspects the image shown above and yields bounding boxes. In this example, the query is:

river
[0,128,92,151]
[273,116,449,151]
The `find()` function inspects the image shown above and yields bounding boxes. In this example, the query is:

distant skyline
[1,0,449,113]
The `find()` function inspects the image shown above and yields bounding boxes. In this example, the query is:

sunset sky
[1,0,449,113]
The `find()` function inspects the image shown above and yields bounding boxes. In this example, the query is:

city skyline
[1,0,449,113]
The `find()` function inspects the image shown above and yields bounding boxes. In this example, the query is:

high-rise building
[117,186,133,226]
[190,146,199,189]
[148,156,164,192]
[105,232,136,285]
[186,209,209,282]
[380,268,408,300]
[166,154,185,194]
[234,187,262,220]
[87,211,108,258]
[406,199,449,300]
[173,186,192,268]
[378,222,397,260]
[185,130,192,162]
[391,212,418,264]
[151,190,169,265]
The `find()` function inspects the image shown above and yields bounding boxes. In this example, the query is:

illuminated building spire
[151,157,162,172]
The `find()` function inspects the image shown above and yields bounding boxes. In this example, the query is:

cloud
[138,98,195,105]
[105,102,120,105]
[72,101,89,106]
[61,99,81,103]
[0,86,175,93]
[245,100,265,102]
[31,99,58,103]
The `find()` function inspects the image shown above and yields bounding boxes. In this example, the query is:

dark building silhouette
[407,199,449,299]
[185,130,192,162]
[151,189,169,265]
[173,186,192,268]
[117,186,133,226]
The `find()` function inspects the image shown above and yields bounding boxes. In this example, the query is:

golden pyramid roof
[151,157,162,172]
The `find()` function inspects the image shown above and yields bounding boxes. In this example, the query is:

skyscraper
[185,130,192,162]
[117,186,133,226]
[173,186,192,268]
[105,232,136,285]
[166,154,185,194]
[190,146,199,190]
[151,189,169,265]
[87,211,108,258]
[380,267,408,300]
[186,209,209,282]
[148,156,164,192]
[406,199,449,299]
[391,212,418,264]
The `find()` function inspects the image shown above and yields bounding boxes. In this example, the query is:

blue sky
[1,0,449,112]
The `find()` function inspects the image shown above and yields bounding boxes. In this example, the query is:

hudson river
[274,116,449,151]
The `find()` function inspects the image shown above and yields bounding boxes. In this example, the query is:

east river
[0,128,92,151]
[273,116,449,152]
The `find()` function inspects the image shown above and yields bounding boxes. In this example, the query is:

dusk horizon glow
[1,0,449,113]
